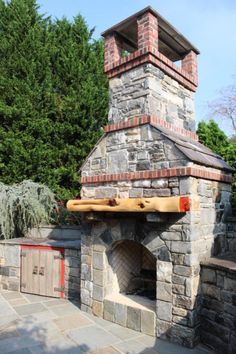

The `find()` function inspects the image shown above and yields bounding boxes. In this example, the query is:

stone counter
[0,237,81,299]
[200,254,236,354]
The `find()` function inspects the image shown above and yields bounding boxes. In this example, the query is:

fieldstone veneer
[78,6,234,349]
[108,65,195,132]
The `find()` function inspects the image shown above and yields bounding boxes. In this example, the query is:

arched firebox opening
[106,240,156,303]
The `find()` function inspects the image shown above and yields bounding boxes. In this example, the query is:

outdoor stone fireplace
[67,7,234,348]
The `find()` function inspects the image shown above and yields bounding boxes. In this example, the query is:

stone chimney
[102,6,199,133]
[68,7,234,349]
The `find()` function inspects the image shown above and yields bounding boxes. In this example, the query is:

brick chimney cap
[102,6,200,60]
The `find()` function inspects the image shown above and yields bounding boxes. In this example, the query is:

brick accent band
[104,47,197,92]
[104,115,198,141]
[81,167,233,184]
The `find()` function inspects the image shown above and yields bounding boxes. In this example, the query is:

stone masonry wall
[200,264,236,354]
[108,64,195,131]
[0,244,20,291]
[65,248,81,299]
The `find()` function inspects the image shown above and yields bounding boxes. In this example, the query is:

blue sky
[38,0,236,135]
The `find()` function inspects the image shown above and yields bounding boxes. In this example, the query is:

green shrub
[0,180,57,239]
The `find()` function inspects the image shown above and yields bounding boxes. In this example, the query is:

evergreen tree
[197,120,230,156]
[0,0,108,200]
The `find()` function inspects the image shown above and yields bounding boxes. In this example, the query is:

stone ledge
[81,167,233,184]
[104,47,197,92]
[201,253,236,274]
[104,115,198,141]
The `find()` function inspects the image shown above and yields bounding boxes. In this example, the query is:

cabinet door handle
[39,267,45,276]
[33,266,38,275]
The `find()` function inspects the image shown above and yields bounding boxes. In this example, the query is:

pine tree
[0,0,108,200]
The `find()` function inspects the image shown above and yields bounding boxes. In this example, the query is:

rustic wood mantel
[66,196,190,213]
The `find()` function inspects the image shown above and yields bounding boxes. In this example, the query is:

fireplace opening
[107,240,156,302]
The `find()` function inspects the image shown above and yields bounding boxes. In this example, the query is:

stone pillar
[137,11,158,53]
[182,50,198,84]
[104,33,123,70]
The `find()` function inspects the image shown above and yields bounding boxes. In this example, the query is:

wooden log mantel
[66,196,190,213]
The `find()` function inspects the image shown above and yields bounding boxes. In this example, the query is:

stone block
[173,315,188,326]
[1,245,20,267]
[95,187,118,199]
[92,300,103,317]
[81,288,92,307]
[173,265,193,277]
[172,254,185,265]
[93,270,105,287]
[127,306,141,331]
[93,252,105,270]
[224,277,236,292]
[169,324,197,348]
[156,300,172,322]
[104,300,115,322]
[151,179,168,189]
[92,285,104,302]
[156,282,172,302]
[137,161,151,171]
[173,295,195,310]
[156,319,171,339]
[141,310,155,336]
[129,188,143,198]
[133,180,151,188]
[137,151,148,160]
[114,302,127,327]
[143,189,171,197]
[172,284,185,295]
[201,318,230,343]
[172,306,188,317]
[170,241,191,254]
[179,178,191,195]
[185,276,200,297]
[201,283,221,300]
[172,274,186,285]
[156,261,172,283]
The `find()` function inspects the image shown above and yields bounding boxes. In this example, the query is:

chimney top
[102,6,199,62]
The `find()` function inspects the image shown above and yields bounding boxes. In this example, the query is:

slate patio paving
[0,290,214,354]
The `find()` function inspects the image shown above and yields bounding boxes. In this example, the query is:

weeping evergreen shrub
[0,180,57,239]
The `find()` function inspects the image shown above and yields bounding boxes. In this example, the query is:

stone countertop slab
[201,252,236,273]
[0,238,81,249]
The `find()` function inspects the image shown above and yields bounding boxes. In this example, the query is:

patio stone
[14,303,47,316]
[22,294,53,303]
[87,346,122,354]
[106,323,142,341]
[0,327,19,340]
[66,326,121,350]
[50,303,80,316]
[43,299,69,308]
[0,315,19,329]
[7,349,31,354]
[0,291,213,354]
[115,338,150,354]
[53,313,93,331]
[1,292,23,300]
[9,298,29,306]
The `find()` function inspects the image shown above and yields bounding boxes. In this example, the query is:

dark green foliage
[197,120,236,212]
[0,0,108,200]
[197,120,230,156]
